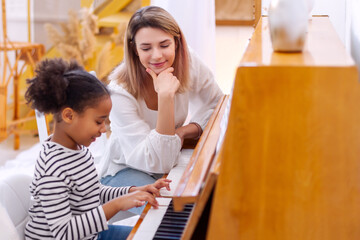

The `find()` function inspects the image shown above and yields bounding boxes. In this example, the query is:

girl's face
[134,27,176,75]
[70,96,112,147]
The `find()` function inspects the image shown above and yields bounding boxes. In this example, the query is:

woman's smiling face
[135,27,176,75]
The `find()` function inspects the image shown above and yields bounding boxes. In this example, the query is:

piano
[128,16,360,240]
[127,93,229,240]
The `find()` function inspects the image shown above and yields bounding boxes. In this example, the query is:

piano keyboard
[153,201,194,240]
[132,149,194,240]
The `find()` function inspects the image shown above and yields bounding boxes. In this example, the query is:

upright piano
[129,16,360,240]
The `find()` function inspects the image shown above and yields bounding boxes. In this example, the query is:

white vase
[268,0,308,52]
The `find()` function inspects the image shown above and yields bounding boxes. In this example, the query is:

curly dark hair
[25,58,109,121]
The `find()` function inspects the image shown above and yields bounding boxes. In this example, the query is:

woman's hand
[147,67,178,135]
[146,67,180,96]
[131,178,172,197]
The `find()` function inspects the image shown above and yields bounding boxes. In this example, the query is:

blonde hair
[110,6,190,98]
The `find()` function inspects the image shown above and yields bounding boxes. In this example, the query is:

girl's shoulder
[39,141,88,167]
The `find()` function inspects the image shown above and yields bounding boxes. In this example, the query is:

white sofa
[0,173,32,240]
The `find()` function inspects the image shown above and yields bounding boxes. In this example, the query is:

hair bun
[25,58,83,113]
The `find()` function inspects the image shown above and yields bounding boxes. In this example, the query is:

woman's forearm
[175,123,200,140]
[156,92,176,135]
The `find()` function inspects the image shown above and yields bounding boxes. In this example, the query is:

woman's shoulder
[188,47,202,66]
[187,47,214,90]
[188,47,212,76]
[108,66,134,97]
[108,81,139,107]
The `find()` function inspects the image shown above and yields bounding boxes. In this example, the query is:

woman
[100,6,223,188]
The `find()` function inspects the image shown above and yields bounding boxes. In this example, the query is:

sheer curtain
[150,0,216,74]
[350,0,360,80]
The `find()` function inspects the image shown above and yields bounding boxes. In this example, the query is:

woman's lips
[151,61,166,68]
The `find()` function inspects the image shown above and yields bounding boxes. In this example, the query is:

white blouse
[98,51,223,177]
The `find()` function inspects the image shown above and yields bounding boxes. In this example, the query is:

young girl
[99,6,223,189]
[24,58,171,240]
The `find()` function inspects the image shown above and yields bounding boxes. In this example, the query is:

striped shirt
[25,141,131,240]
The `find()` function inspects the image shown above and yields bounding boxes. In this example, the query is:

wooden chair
[0,0,45,149]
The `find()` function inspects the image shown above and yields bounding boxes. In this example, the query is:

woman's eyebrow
[160,39,171,44]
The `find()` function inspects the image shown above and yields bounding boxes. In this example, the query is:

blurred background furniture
[0,0,44,149]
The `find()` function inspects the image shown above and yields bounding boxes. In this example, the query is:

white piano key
[132,231,156,240]
[112,215,139,227]
[160,149,194,197]
[156,197,172,206]
[177,149,194,166]
[161,167,186,197]
[133,204,169,240]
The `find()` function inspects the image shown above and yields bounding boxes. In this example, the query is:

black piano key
[154,231,182,239]
[152,200,194,240]
[160,219,187,226]
[153,235,181,240]
[157,226,185,233]
[163,211,191,217]
[157,223,185,229]
[155,229,183,234]
[162,216,189,221]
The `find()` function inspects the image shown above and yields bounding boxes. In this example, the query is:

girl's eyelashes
[161,44,170,48]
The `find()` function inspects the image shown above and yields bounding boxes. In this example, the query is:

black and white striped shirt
[25,141,131,240]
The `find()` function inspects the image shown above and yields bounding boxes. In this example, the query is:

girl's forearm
[102,199,121,220]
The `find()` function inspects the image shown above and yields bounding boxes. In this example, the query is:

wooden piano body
[129,16,360,240]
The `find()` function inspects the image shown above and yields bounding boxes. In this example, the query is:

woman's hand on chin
[146,67,180,96]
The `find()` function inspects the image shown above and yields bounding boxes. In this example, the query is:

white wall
[33,0,80,49]
[151,0,217,74]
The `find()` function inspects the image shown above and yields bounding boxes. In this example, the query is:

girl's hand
[102,190,160,220]
[117,190,159,211]
[131,178,172,197]
[146,67,180,96]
